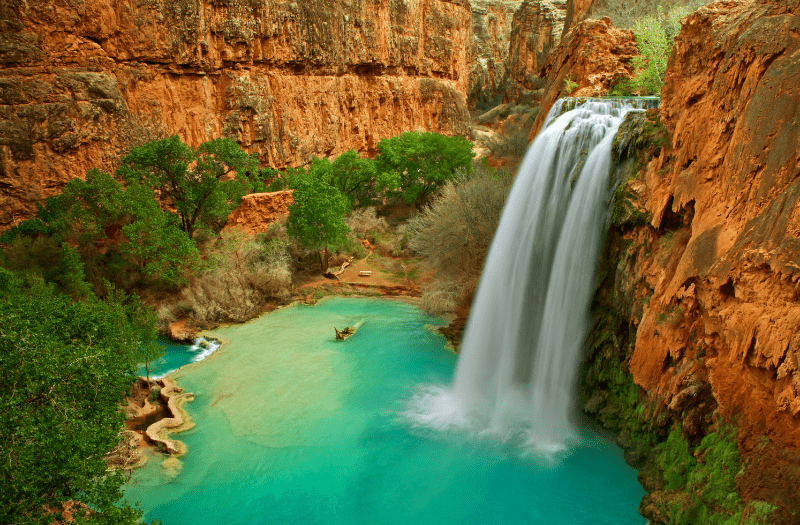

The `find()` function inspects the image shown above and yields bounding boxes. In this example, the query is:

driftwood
[334,326,357,340]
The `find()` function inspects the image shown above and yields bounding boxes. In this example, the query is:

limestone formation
[0,0,473,230]
[606,0,800,513]
[528,16,637,137]
[507,0,568,91]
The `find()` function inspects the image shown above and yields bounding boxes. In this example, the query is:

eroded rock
[0,0,473,230]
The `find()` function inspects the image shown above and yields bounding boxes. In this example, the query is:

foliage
[117,135,259,237]
[376,131,475,206]
[181,228,292,324]
[1,170,200,292]
[345,207,388,241]
[407,162,514,313]
[286,172,350,272]
[563,75,579,95]
[610,5,689,96]
[0,269,156,525]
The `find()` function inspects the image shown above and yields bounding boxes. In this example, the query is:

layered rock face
[506,0,567,102]
[528,15,636,136]
[0,0,473,229]
[468,1,522,109]
[223,190,292,235]
[599,0,800,516]
[635,0,800,448]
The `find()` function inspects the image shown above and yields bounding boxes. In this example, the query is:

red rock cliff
[619,0,800,513]
[0,0,473,229]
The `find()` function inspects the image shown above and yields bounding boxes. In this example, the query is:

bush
[609,4,691,96]
[408,162,514,313]
[345,207,388,240]
[419,279,460,316]
[181,229,292,325]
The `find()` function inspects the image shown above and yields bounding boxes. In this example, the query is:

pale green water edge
[124,297,645,524]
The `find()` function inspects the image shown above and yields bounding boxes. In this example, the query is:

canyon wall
[468,1,522,109]
[528,15,636,136]
[583,0,800,520]
[0,0,473,229]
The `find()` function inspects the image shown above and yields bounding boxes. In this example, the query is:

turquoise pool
[124,298,645,524]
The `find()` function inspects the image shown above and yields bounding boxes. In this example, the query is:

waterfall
[405,98,655,453]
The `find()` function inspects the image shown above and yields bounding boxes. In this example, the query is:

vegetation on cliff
[609,5,690,96]
[582,110,779,525]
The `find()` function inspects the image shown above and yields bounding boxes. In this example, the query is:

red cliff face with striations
[611,0,800,515]
[528,15,637,136]
[222,190,292,235]
[0,0,473,229]
[505,0,566,103]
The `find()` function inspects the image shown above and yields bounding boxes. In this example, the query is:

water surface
[124,298,644,524]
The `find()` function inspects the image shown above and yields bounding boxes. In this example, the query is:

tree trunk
[319,248,329,273]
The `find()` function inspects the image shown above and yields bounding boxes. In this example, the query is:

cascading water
[406,98,656,453]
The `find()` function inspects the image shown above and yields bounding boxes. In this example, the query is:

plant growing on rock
[611,5,689,96]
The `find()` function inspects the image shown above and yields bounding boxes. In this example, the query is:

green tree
[328,150,382,208]
[0,269,156,525]
[1,169,200,291]
[117,135,259,237]
[286,173,350,272]
[376,131,475,206]
[611,5,689,96]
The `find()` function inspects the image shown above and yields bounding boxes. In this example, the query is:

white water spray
[405,98,654,453]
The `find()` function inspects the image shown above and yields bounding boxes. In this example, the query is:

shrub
[419,279,460,316]
[181,229,292,325]
[345,207,388,240]
[610,4,691,96]
[563,75,579,94]
[408,162,514,313]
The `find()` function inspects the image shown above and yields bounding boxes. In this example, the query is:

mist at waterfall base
[405,99,647,454]
[124,298,644,524]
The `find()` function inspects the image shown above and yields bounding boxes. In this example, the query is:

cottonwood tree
[117,135,260,238]
[376,131,475,206]
[286,173,350,273]
[0,269,159,525]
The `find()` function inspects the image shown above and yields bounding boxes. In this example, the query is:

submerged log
[334,326,357,340]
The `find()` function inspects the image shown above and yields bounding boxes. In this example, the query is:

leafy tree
[286,172,350,272]
[1,169,199,291]
[328,150,382,208]
[611,5,689,96]
[376,131,475,206]
[0,269,157,525]
[117,135,259,237]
